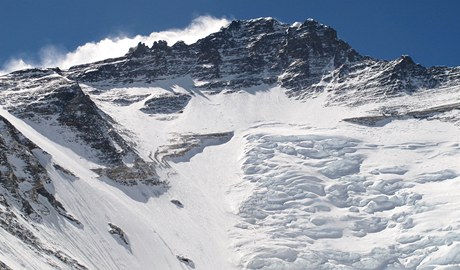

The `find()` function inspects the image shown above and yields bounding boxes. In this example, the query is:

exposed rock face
[170,199,184,208]
[141,93,191,114]
[0,261,13,270]
[93,159,162,186]
[154,132,234,164]
[343,102,460,126]
[0,115,89,269]
[0,70,133,166]
[0,115,79,223]
[66,18,361,91]
[177,255,195,268]
[108,222,129,245]
[64,18,460,104]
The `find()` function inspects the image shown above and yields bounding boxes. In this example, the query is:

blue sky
[1,0,459,72]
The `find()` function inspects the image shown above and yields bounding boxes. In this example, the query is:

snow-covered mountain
[0,17,459,270]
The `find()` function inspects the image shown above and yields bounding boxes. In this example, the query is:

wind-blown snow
[0,16,229,74]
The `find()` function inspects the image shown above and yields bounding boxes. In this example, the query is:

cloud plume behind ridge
[0,16,229,75]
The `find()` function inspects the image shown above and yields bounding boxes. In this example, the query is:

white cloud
[0,16,229,75]
[0,59,34,74]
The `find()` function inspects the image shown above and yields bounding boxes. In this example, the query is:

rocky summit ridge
[60,17,460,102]
[3,17,460,105]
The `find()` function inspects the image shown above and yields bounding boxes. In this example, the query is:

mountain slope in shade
[0,18,459,269]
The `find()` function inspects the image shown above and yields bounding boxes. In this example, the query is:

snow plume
[0,16,229,75]
[0,59,34,74]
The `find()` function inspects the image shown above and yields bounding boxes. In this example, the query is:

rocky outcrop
[0,71,134,166]
[108,222,129,245]
[154,132,234,164]
[0,196,87,269]
[343,102,460,126]
[177,255,195,268]
[0,261,13,270]
[141,93,191,114]
[0,115,79,224]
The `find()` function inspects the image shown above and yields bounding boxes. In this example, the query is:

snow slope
[0,80,459,270]
[0,17,459,269]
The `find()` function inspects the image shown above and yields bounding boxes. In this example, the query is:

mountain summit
[63,18,460,102]
[0,18,459,270]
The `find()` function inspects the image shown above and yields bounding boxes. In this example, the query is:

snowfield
[235,123,459,269]
[0,84,459,270]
